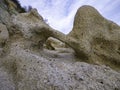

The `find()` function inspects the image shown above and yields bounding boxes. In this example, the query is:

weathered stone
[32,5,120,69]
[0,23,9,56]
[0,23,9,44]
[68,5,120,69]
[0,0,11,27]
[0,67,15,90]
[6,43,120,90]
[11,8,48,50]
[45,37,66,50]
[0,1,120,90]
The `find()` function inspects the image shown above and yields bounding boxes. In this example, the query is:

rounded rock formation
[68,5,120,69]
[0,1,120,89]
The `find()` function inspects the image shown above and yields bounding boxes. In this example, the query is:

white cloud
[19,0,120,34]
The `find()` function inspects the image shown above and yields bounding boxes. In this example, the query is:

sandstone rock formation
[16,5,120,70]
[0,0,120,90]
[68,5,120,69]
[45,37,66,50]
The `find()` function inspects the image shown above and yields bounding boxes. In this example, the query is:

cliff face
[0,0,120,90]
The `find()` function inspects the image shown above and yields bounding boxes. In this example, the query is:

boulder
[68,5,120,69]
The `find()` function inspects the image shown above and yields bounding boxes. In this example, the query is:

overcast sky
[19,0,120,34]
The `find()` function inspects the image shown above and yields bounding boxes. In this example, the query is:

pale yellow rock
[68,5,120,69]
[0,3,120,90]
[11,9,47,49]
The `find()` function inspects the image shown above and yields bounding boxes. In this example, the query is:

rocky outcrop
[0,0,120,90]
[68,5,120,69]
[15,5,120,70]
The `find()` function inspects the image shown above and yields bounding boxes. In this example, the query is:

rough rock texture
[11,8,45,49]
[27,5,120,70]
[3,49,120,90]
[0,0,11,27]
[0,23,9,56]
[0,0,120,90]
[45,37,67,50]
[68,5,120,69]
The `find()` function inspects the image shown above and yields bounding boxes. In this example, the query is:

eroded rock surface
[68,5,120,69]
[0,0,120,90]
[45,37,67,50]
